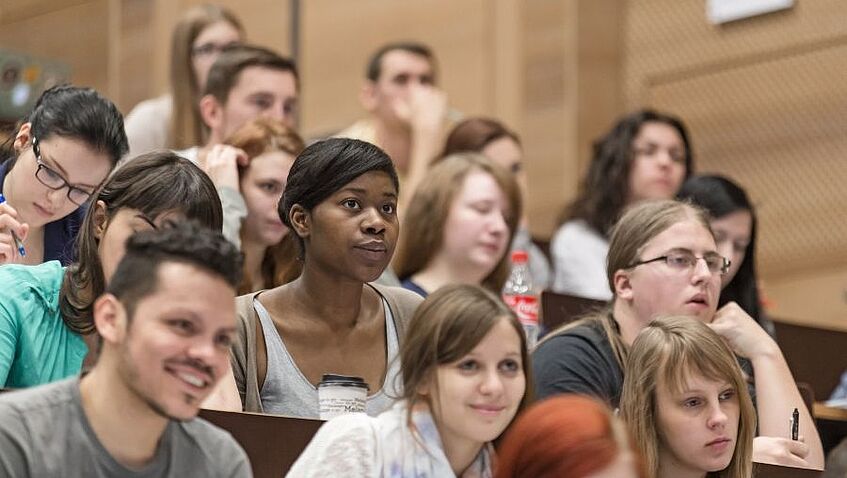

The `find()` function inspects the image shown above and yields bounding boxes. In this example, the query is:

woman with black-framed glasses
[0,85,128,266]
[533,199,825,469]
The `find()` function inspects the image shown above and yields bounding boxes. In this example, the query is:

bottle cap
[511,250,529,264]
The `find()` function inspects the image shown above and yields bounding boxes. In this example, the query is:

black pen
[791,407,799,441]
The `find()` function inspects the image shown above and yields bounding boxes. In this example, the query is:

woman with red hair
[495,395,645,478]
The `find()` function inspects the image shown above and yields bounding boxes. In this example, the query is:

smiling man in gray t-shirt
[0,222,251,477]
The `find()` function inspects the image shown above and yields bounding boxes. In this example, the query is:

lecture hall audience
[0,3,837,476]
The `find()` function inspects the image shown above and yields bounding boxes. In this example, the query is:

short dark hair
[106,221,242,318]
[560,109,694,235]
[279,138,398,253]
[365,41,435,82]
[4,85,128,171]
[204,44,298,103]
[441,117,521,158]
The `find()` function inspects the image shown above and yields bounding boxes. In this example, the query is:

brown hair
[60,152,224,334]
[540,200,713,373]
[203,44,298,104]
[620,316,755,478]
[224,118,305,293]
[442,117,521,158]
[365,41,436,82]
[559,109,694,236]
[169,4,244,149]
[398,284,532,416]
[393,153,522,292]
[495,395,646,478]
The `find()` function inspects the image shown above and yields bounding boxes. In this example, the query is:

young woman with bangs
[289,284,530,477]
[621,316,756,478]
[0,152,223,388]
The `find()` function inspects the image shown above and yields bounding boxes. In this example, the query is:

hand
[203,145,249,192]
[753,436,812,468]
[392,85,447,134]
[709,302,778,360]
[0,202,29,265]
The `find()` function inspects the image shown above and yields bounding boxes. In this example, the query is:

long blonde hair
[393,153,522,292]
[620,316,755,478]
[169,4,243,149]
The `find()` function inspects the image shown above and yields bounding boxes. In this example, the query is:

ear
[93,293,127,345]
[199,94,224,134]
[288,204,311,240]
[613,269,635,301]
[92,200,109,240]
[13,122,32,152]
[359,82,378,113]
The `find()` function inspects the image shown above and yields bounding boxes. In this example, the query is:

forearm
[751,348,824,467]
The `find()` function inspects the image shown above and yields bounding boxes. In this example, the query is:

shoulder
[125,95,172,120]
[171,418,251,476]
[0,378,77,419]
[369,283,423,315]
[0,261,64,308]
[535,320,610,359]
[552,220,607,249]
[287,413,379,477]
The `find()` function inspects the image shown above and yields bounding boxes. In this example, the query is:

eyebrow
[339,186,398,199]
[42,154,98,189]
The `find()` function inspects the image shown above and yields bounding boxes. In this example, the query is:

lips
[33,203,55,218]
[470,404,506,417]
[686,292,709,307]
[705,437,732,452]
[165,364,214,392]
[353,241,389,264]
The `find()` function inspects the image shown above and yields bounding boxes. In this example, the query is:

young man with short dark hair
[0,222,251,477]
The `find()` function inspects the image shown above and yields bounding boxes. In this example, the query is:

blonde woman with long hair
[621,316,755,478]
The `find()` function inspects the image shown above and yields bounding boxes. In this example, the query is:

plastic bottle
[502,250,539,348]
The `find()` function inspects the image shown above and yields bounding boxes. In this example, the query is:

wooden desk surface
[814,402,847,421]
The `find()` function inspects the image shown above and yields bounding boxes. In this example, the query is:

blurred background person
[123,4,244,158]
[551,109,693,300]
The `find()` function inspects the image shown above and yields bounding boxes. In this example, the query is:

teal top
[0,261,87,388]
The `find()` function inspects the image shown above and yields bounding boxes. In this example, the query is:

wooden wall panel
[298,0,490,137]
[0,1,110,94]
[623,0,847,325]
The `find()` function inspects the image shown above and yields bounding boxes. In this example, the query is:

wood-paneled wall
[622,0,847,327]
[3,1,843,325]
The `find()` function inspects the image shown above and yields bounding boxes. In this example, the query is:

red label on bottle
[503,294,539,326]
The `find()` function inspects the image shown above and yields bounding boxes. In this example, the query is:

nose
[45,187,66,207]
[266,106,285,122]
[479,369,505,396]
[488,212,508,236]
[361,207,387,235]
[690,256,713,284]
[707,403,729,430]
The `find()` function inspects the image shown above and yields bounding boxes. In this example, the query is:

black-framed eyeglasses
[32,136,93,206]
[628,249,730,275]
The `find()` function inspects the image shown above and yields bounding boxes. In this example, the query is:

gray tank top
[255,296,402,419]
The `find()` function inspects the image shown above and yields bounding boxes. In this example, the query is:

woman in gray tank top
[230,138,423,418]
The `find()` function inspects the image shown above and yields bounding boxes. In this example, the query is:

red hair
[495,395,645,478]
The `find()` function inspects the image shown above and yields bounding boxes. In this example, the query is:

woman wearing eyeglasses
[0,85,128,266]
[533,199,824,469]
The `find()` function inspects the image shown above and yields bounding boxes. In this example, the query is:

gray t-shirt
[0,378,252,478]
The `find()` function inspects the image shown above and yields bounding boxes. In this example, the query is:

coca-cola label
[503,294,539,326]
